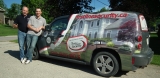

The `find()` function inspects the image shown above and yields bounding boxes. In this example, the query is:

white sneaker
[21,58,27,64]
[25,60,31,64]
[20,58,24,63]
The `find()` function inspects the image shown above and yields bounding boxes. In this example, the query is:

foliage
[21,0,95,23]
[98,7,109,12]
[5,3,21,20]
[108,0,160,27]
[21,0,50,22]
[89,38,112,45]
[118,45,130,50]
[106,41,114,47]
[0,0,6,9]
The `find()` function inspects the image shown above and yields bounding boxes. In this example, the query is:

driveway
[0,42,160,78]
[0,35,17,42]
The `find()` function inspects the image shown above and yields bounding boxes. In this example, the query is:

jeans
[26,34,38,61]
[18,30,27,59]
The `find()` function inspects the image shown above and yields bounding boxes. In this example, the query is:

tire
[32,47,39,60]
[93,52,119,77]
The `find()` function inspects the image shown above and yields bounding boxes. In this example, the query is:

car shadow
[39,57,129,77]
[4,50,129,78]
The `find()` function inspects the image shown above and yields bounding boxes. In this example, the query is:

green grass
[0,24,18,36]
[151,55,160,66]
[149,33,160,66]
[150,33,158,37]
[10,39,18,43]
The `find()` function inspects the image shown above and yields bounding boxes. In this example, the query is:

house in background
[0,7,14,26]
[69,17,127,46]
[70,17,119,39]
[0,7,5,24]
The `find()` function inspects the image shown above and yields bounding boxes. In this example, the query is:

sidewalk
[0,35,17,42]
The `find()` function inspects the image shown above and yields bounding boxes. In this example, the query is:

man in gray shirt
[25,8,46,64]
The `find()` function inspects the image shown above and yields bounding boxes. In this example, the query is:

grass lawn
[149,33,160,66]
[10,39,18,43]
[0,24,18,36]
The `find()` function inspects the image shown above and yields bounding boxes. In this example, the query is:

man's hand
[13,24,18,28]
[39,26,45,30]
[34,28,41,33]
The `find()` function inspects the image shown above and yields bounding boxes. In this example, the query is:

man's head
[22,6,29,16]
[35,8,42,17]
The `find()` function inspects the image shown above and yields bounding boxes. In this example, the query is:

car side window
[50,18,68,38]
[51,18,68,31]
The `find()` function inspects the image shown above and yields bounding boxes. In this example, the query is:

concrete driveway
[0,35,17,42]
[0,42,160,78]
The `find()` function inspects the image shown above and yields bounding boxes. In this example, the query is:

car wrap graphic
[38,11,145,62]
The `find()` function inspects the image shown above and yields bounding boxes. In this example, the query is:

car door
[35,16,70,56]
[46,16,69,54]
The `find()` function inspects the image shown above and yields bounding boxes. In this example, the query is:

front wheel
[93,52,119,77]
[32,48,39,60]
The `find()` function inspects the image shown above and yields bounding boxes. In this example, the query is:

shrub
[106,41,114,47]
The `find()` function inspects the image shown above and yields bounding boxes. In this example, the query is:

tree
[0,0,6,9]
[99,7,109,12]
[21,0,95,23]
[108,0,160,27]
[6,3,21,20]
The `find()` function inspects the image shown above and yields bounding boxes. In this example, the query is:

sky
[4,0,109,12]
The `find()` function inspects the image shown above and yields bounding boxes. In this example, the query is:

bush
[106,41,114,47]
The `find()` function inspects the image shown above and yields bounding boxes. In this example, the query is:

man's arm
[13,16,18,28]
[27,24,39,32]
[39,19,47,30]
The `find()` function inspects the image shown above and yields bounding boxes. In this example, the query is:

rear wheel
[93,52,119,77]
[32,48,39,60]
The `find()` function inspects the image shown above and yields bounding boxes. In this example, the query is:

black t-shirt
[14,14,31,33]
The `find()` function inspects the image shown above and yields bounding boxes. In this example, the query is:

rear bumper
[132,48,154,67]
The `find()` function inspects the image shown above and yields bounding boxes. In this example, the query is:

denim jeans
[18,30,27,59]
[26,34,38,61]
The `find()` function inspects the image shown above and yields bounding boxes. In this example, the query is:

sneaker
[25,60,31,64]
[20,58,24,63]
[21,58,27,64]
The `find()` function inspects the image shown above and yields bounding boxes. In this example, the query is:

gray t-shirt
[27,16,46,36]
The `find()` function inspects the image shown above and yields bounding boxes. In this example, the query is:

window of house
[107,30,112,38]
[79,21,83,28]
[97,20,100,26]
[91,22,93,27]
[117,30,122,41]
[74,26,76,30]
[89,32,91,38]
[94,32,97,38]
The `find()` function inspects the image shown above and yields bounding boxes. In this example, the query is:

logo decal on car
[67,35,88,52]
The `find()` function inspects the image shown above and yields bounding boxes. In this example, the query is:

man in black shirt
[13,6,31,64]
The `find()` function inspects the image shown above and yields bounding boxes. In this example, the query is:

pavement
[0,39,160,78]
[0,35,17,42]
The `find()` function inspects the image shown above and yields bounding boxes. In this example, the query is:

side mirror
[58,35,64,37]
[45,25,51,31]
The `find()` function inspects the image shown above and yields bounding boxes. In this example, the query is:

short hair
[35,8,41,11]
[22,6,29,10]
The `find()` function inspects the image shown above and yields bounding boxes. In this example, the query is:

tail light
[136,36,142,49]
[137,43,142,49]
[136,36,142,42]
